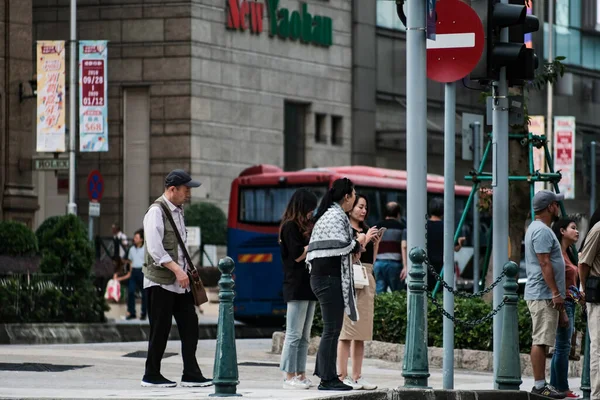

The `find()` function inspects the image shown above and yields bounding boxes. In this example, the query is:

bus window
[239,186,328,225]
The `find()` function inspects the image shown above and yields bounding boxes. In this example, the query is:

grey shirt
[524,220,565,301]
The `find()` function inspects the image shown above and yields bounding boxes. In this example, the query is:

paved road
[0,339,584,399]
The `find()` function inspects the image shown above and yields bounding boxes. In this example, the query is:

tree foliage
[0,221,38,256]
[184,202,227,246]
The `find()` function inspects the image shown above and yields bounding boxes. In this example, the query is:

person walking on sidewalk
[141,169,212,388]
[524,190,566,399]
[337,194,379,391]
[550,218,580,398]
[306,178,368,391]
[125,229,148,320]
[278,188,319,390]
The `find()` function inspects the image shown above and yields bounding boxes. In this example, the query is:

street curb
[271,331,583,378]
[0,323,279,344]
[308,389,549,400]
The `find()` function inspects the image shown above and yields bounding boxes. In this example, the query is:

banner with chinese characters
[554,116,576,199]
[79,40,108,152]
[528,116,545,193]
[36,41,66,152]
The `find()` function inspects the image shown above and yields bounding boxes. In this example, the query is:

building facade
[1,0,599,235]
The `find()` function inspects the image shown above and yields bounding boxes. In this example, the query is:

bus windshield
[239,185,328,225]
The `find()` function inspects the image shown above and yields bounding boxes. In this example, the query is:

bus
[227,164,477,324]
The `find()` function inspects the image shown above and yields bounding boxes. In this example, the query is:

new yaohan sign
[226,0,333,47]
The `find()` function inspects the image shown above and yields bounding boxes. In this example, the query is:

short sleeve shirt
[524,220,566,300]
[579,222,600,278]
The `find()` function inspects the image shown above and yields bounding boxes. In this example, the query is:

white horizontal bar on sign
[426,33,475,49]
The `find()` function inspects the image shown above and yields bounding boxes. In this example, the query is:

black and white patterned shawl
[306,203,358,322]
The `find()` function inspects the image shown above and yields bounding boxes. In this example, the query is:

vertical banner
[554,116,576,199]
[528,116,546,193]
[36,41,66,152]
[79,40,108,152]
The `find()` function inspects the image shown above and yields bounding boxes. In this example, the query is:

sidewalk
[0,339,585,399]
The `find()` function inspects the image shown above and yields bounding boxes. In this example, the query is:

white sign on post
[89,202,101,217]
[186,226,201,248]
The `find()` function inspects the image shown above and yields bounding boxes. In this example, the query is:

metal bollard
[581,326,591,399]
[402,247,430,388]
[496,261,522,390]
[210,257,241,397]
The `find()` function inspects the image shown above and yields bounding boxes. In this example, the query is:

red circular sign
[87,170,104,202]
[427,0,485,83]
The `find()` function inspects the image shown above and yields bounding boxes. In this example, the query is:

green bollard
[210,257,241,397]
[496,261,522,390]
[581,326,591,399]
[402,247,430,388]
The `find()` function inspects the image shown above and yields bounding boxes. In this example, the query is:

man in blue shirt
[524,190,566,399]
[126,229,147,320]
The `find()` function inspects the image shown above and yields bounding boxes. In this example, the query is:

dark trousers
[144,286,202,379]
[310,275,344,381]
[127,269,147,317]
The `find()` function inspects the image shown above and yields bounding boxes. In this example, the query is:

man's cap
[532,190,564,212]
[164,169,201,188]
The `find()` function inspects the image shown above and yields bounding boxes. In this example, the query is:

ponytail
[314,178,354,222]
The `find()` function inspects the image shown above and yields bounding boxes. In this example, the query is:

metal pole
[405,0,427,284]
[472,122,481,293]
[546,0,554,191]
[403,0,428,384]
[88,216,93,242]
[67,0,77,215]
[442,82,456,389]
[492,3,509,383]
[591,141,596,216]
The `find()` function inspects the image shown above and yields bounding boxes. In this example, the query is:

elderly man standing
[141,169,212,388]
[524,190,566,399]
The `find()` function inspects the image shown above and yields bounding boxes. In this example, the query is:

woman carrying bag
[278,189,319,390]
[306,178,369,391]
[337,194,379,390]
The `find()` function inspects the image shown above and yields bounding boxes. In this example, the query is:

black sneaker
[532,383,566,399]
[140,314,147,321]
[181,374,213,388]
[318,378,352,391]
[126,315,136,320]
[141,375,177,388]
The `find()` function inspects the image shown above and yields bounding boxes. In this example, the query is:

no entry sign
[426,0,484,83]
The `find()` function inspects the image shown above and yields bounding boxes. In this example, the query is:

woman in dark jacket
[306,178,375,391]
[278,188,319,390]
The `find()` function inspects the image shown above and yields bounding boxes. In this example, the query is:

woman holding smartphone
[337,194,380,390]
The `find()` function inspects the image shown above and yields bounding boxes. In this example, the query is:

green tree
[0,221,38,256]
[184,202,227,266]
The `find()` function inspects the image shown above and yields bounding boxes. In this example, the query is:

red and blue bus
[227,164,476,324]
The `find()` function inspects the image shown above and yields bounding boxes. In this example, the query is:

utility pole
[472,121,481,293]
[491,0,509,383]
[67,0,77,215]
[591,141,597,216]
[546,0,554,190]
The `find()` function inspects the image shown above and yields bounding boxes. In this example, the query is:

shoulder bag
[353,260,369,289]
[585,275,600,304]
[156,202,209,306]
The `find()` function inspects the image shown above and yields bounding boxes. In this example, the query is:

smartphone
[377,227,387,237]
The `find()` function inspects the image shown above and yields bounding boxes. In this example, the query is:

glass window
[376,0,405,31]
[582,35,596,68]
[556,0,570,27]
[238,186,327,225]
[570,0,581,28]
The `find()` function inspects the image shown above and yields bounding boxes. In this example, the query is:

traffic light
[470,0,539,84]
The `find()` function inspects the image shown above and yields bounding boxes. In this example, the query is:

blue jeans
[280,300,317,374]
[550,301,576,391]
[128,268,147,317]
[374,260,404,294]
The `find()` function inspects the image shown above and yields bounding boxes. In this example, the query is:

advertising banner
[554,116,576,199]
[79,40,108,152]
[36,41,66,152]
[528,116,545,193]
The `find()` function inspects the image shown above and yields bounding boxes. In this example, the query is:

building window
[284,101,307,171]
[331,115,343,146]
[315,113,327,143]
[376,0,405,31]
[57,174,69,195]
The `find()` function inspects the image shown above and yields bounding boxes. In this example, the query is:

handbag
[156,202,209,307]
[353,260,369,289]
[104,279,121,303]
[585,275,600,304]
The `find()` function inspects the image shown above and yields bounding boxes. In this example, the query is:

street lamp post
[67,0,77,215]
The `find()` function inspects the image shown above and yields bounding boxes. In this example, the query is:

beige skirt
[339,263,375,341]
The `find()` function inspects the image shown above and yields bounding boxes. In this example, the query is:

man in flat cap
[524,190,566,399]
[141,169,212,388]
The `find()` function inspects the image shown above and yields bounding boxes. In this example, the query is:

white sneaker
[301,377,315,387]
[356,376,377,390]
[342,376,363,390]
[283,376,309,390]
